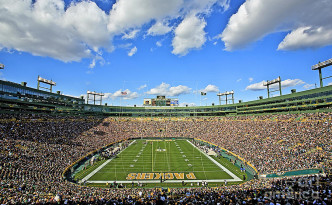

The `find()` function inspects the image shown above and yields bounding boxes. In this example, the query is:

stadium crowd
[0,112,331,204]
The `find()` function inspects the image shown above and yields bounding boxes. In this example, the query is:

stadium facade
[1,79,331,116]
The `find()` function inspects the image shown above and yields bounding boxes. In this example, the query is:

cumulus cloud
[0,0,111,62]
[221,0,332,51]
[122,29,140,39]
[89,55,105,68]
[328,82,332,86]
[182,0,230,15]
[278,26,332,50]
[201,84,219,93]
[147,82,191,96]
[104,89,139,100]
[246,79,305,91]
[172,15,207,56]
[303,83,315,89]
[0,0,233,62]
[128,46,137,56]
[282,79,305,88]
[0,0,237,62]
[249,77,254,82]
[107,0,182,34]
[245,81,266,91]
[147,21,172,36]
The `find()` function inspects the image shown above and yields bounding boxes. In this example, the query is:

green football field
[79,139,242,184]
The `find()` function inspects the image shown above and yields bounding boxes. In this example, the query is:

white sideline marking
[80,140,136,183]
[86,140,242,184]
[186,140,242,182]
[88,179,241,184]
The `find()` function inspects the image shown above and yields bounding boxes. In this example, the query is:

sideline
[80,140,136,183]
[87,140,242,184]
[186,140,242,182]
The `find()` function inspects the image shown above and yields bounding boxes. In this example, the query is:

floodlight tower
[217,93,223,105]
[217,91,234,105]
[263,76,282,98]
[311,58,332,88]
[87,91,104,105]
[37,75,56,92]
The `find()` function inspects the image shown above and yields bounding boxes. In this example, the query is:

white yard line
[186,140,242,182]
[81,140,136,183]
[86,139,242,184]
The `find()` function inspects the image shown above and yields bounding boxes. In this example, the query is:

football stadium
[1,0,332,204]
[0,60,331,203]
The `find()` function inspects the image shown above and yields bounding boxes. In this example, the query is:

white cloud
[156,41,162,47]
[246,79,305,91]
[107,0,230,35]
[282,79,305,88]
[117,43,133,49]
[172,15,207,56]
[107,0,183,34]
[249,77,254,82]
[146,82,191,96]
[328,82,332,86]
[0,0,233,62]
[105,89,139,100]
[179,102,196,107]
[236,78,242,82]
[303,83,315,89]
[122,29,140,39]
[201,84,219,93]
[245,81,266,91]
[182,0,230,15]
[137,84,147,90]
[278,26,332,50]
[0,0,111,62]
[89,55,105,68]
[147,21,172,36]
[89,59,96,69]
[221,0,332,51]
[217,0,230,11]
[128,46,137,56]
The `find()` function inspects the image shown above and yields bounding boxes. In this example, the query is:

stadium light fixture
[217,90,234,105]
[311,58,332,88]
[87,90,104,105]
[263,76,281,98]
[37,75,56,92]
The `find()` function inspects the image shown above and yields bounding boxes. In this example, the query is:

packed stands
[0,113,331,204]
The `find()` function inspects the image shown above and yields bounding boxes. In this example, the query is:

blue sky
[0,0,332,106]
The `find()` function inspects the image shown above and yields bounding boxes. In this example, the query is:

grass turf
[86,139,234,182]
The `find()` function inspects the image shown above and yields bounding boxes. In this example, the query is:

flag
[121,91,127,95]
[201,92,206,95]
